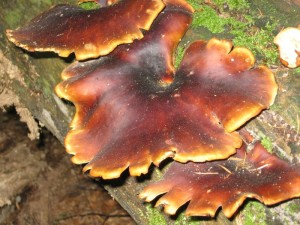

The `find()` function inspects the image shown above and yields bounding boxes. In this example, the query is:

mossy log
[0,0,299,224]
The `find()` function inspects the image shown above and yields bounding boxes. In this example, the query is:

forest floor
[0,108,135,225]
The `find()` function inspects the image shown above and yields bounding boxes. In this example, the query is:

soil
[0,107,135,225]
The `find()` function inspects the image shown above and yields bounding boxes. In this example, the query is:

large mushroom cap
[5,0,278,180]
[55,0,196,179]
[54,1,277,179]
[6,0,165,60]
[140,141,300,218]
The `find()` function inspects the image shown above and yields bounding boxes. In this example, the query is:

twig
[194,171,219,175]
[218,164,232,174]
[248,164,270,172]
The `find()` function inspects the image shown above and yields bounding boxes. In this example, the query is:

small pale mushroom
[140,141,300,218]
[6,0,165,60]
[274,26,300,68]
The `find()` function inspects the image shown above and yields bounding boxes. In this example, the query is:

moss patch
[79,1,100,10]
[286,202,300,214]
[174,212,199,225]
[293,67,300,75]
[146,204,167,225]
[214,0,250,10]
[3,0,76,28]
[260,135,273,153]
[186,0,280,65]
[175,45,186,69]
[242,201,268,225]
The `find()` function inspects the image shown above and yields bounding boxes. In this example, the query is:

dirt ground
[0,107,135,225]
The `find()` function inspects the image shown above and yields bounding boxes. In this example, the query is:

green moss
[261,136,273,153]
[188,0,249,10]
[175,45,186,69]
[32,57,68,98]
[186,0,201,10]
[187,0,279,65]
[192,5,227,33]
[79,1,100,10]
[232,22,279,65]
[214,0,250,10]
[146,204,167,225]
[286,202,300,214]
[293,67,300,75]
[269,103,283,112]
[174,212,199,225]
[257,132,273,153]
[4,7,23,28]
[242,201,267,225]
[4,0,75,28]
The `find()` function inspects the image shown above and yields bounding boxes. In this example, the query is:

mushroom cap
[274,27,300,68]
[5,0,278,179]
[140,142,300,218]
[6,0,165,60]
[54,1,277,179]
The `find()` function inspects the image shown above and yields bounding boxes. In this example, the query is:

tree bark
[1,0,299,224]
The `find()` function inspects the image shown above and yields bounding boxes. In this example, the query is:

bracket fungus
[7,0,276,180]
[7,0,299,220]
[274,26,300,68]
[140,140,300,218]
[53,1,277,179]
[6,0,165,60]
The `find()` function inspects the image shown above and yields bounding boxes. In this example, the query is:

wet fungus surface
[6,0,277,180]
[54,1,277,179]
[140,141,300,218]
[6,0,165,60]
[7,0,299,220]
